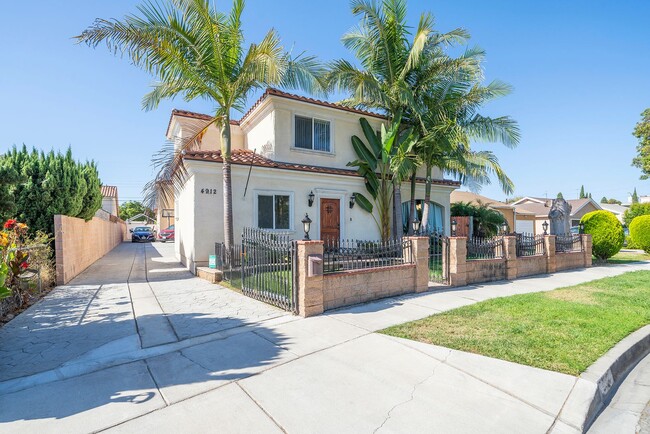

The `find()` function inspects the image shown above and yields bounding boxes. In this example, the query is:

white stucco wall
[176,159,454,272]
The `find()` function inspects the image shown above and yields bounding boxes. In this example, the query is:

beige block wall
[516,255,548,278]
[54,215,126,285]
[322,264,416,311]
[465,259,506,284]
[556,252,585,271]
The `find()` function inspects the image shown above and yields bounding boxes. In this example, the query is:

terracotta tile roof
[183,149,460,187]
[239,88,388,124]
[101,185,118,198]
[168,88,388,136]
[166,109,239,137]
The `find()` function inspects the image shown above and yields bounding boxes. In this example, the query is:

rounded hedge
[580,210,624,260]
[629,215,650,253]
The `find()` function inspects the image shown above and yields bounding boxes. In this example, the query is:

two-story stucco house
[166,88,460,272]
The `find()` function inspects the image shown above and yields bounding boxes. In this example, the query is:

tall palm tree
[415,51,520,231]
[328,0,470,237]
[76,0,323,251]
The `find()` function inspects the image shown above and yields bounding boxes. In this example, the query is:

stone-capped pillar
[448,237,467,287]
[295,240,324,317]
[582,234,593,268]
[404,236,430,293]
[544,235,557,273]
[503,235,518,280]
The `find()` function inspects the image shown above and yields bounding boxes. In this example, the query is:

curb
[555,324,650,432]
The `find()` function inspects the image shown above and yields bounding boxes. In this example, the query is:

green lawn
[607,250,650,264]
[381,271,650,375]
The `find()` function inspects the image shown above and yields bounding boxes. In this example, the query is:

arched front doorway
[401,200,445,234]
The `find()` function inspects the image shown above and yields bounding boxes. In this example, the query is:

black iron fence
[423,231,449,284]
[323,238,412,274]
[241,227,296,312]
[556,234,583,253]
[516,233,546,257]
[467,236,504,260]
[214,242,243,288]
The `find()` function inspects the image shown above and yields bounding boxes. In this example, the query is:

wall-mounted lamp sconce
[302,213,312,240]
[579,222,585,234]
[451,219,457,237]
[501,221,508,235]
[349,194,356,209]
[542,220,549,235]
[308,191,315,207]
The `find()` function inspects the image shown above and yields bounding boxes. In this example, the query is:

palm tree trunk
[393,180,403,240]
[221,119,234,255]
[407,170,416,235]
[421,164,432,233]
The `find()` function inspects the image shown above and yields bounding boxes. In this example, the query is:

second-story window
[295,115,331,152]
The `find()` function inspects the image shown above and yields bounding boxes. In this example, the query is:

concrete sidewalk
[1,245,648,433]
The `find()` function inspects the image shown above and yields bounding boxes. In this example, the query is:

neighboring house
[99,185,119,217]
[167,88,460,271]
[450,191,516,233]
[511,197,602,234]
[599,203,628,224]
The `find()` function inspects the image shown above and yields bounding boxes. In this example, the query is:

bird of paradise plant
[0,219,30,302]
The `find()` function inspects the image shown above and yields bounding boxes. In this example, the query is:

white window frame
[292,114,333,154]
[253,190,294,231]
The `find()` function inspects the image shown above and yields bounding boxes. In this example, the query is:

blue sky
[2,0,649,205]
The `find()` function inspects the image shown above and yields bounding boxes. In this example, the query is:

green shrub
[581,211,624,260]
[629,216,650,253]
[626,235,640,249]
[623,203,650,226]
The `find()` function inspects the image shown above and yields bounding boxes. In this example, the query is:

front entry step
[196,267,222,284]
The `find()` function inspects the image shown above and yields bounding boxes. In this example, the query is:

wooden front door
[320,198,340,244]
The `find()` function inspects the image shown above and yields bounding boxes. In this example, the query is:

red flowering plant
[0,219,31,302]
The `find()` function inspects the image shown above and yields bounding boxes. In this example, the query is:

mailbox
[308,254,323,277]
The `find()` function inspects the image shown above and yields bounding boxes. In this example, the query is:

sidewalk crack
[373,354,446,433]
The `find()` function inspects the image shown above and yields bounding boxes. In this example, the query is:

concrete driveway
[1,243,649,433]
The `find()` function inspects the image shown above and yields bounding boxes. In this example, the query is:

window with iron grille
[295,115,331,152]
[257,193,291,230]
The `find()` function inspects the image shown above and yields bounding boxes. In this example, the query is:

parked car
[158,225,175,243]
[131,226,155,243]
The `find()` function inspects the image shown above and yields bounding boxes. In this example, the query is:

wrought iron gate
[241,227,296,312]
[427,231,450,285]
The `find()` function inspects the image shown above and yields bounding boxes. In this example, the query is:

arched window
[401,200,445,234]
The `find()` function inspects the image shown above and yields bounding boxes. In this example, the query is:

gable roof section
[599,203,628,215]
[167,88,388,137]
[242,88,387,122]
[101,185,118,198]
[512,198,602,217]
[183,149,460,187]
[166,109,240,137]
[450,191,513,209]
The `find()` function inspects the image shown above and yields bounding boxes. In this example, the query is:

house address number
[201,188,218,194]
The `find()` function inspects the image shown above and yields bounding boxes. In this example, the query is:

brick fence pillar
[295,240,324,317]
[544,235,557,273]
[448,237,467,287]
[405,236,430,293]
[582,234,593,268]
[504,235,518,280]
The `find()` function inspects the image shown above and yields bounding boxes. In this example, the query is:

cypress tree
[579,185,585,199]
[1,146,103,234]
[632,188,639,204]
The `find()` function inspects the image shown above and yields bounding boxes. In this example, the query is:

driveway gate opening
[427,231,449,284]
[241,227,296,312]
